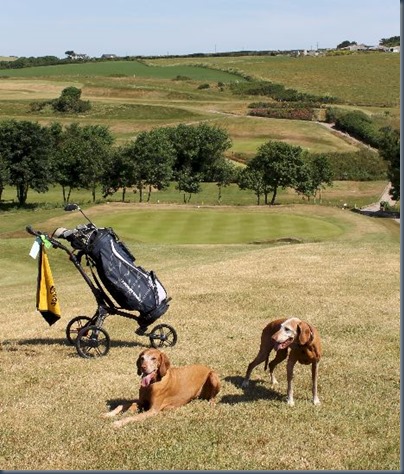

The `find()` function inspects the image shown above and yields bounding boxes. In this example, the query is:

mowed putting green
[85,207,344,244]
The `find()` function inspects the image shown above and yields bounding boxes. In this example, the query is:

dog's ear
[158,351,171,377]
[297,321,311,345]
[136,351,145,375]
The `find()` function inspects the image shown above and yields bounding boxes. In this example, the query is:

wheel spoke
[94,346,103,357]
[82,344,92,357]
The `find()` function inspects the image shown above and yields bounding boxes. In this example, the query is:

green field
[0,53,399,151]
[0,59,246,82]
[0,52,400,470]
[146,53,401,107]
[0,180,389,210]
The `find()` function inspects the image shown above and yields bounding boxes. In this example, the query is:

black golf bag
[65,225,170,326]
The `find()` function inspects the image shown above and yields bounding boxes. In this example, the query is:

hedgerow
[248,106,315,121]
[334,110,381,148]
[321,148,387,180]
[230,80,338,103]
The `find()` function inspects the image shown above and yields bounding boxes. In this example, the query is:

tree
[175,167,202,203]
[378,127,400,201]
[379,36,400,47]
[294,153,333,201]
[238,167,266,205]
[101,147,135,202]
[0,150,10,201]
[167,123,232,178]
[51,122,86,203]
[337,40,357,49]
[132,128,175,202]
[51,123,114,202]
[251,140,304,205]
[52,87,91,113]
[119,128,175,202]
[0,120,53,205]
[78,125,114,202]
[210,158,238,203]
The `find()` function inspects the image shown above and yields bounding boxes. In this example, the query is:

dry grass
[0,206,399,470]
[216,115,358,154]
[0,53,398,157]
[146,53,400,107]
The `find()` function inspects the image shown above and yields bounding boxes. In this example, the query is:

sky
[0,0,400,58]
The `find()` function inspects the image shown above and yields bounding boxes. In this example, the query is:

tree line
[0,118,398,206]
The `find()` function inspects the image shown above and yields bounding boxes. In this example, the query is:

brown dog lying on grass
[242,317,322,406]
[103,348,220,427]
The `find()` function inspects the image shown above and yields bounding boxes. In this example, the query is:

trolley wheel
[75,325,110,358]
[149,324,177,348]
[66,316,92,345]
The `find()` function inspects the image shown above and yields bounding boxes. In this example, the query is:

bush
[173,75,191,81]
[325,106,345,123]
[51,87,91,114]
[197,83,210,89]
[322,148,388,180]
[334,110,381,148]
[248,107,315,121]
[29,87,92,114]
[230,80,338,103]
[29,101,47,112]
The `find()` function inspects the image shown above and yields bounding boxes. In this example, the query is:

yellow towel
[37,244,61,326]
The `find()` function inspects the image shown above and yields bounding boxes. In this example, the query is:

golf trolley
[26,204,177,358]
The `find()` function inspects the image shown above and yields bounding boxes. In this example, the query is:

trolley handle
[26,225,40,237]
[25,225,66,250]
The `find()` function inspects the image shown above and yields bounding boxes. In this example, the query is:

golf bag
[67,225,170,325]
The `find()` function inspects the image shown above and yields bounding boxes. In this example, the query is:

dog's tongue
[141,372,155,387]
[274,340,290,351]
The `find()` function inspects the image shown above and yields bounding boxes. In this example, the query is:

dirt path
[316,121,378,151]
[316,123,399,225]
[359,182,399,224]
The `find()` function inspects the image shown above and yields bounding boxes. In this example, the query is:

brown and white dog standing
[103,348,220,427]
[242,317,322,406]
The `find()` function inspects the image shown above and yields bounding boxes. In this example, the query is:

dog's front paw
[112,419,124,429]
[287,398,295,407]
[313,397,321,406]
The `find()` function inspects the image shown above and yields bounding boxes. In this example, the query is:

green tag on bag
[40,235,52,249]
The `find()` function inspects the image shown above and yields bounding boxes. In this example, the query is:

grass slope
[0,204,399,470]
[147,53,400,107]
[0,53,398,152]
[0,59,245,82]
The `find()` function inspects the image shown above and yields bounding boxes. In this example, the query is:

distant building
[341,43,367,51]
[101,54,117,59]
[67,53,89,60]
[367,45,388,51]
